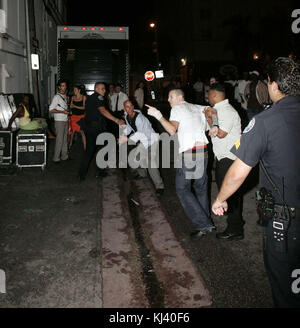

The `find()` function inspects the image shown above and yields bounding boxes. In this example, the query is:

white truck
[56,26,129,95]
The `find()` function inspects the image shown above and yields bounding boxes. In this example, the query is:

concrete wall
[0,0,67,115]
[33,0,61,114]
[0,0,29,94]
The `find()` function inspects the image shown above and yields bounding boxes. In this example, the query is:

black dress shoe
[216,231,244,241]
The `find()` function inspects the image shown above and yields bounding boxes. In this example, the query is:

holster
[256,188,275,227]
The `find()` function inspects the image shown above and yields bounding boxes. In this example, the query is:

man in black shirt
[212,57,300,308]
[78,82,125,181]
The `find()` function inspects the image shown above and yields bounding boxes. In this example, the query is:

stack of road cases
[0,94,18,167]
[16,130,47,170]
[0,94,19,129]
[0,129,17,166]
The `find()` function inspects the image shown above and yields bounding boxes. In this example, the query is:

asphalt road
[0,120,273,308]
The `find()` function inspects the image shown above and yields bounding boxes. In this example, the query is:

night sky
[66,0,155,43]
[66,0,300,77]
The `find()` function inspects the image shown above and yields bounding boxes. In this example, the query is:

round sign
[144,71,155,82]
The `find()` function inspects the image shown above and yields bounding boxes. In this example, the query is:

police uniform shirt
[230,95,300,207]
[85,92,106,123]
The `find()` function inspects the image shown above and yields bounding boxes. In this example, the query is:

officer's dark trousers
[78,126,102,179]
[263,217,300,308]
[216,158,244,234]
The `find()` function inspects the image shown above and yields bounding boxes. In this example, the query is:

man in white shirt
[206,83,244,240]
[107,83,116,112]
[146,89,218,238]
[110,84,129,115]
[49,80,69,163]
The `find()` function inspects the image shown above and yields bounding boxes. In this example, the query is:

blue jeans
[176,156,213,231]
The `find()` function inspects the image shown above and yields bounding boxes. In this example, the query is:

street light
[253,52,260,61]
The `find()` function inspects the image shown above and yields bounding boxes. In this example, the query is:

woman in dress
[69,85,87,151]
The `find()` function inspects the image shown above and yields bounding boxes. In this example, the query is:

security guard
[78,82,124,181]
[212,57,300,308]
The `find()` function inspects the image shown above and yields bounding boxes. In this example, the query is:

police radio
[259,161,291,253]
[272,208,290,253]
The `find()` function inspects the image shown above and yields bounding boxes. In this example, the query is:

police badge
[243,118,256,134]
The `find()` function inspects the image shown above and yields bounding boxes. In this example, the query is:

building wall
[31,0,67,115]
[0,0,67,115]
[33,0,62,114]
[0,0,29,94]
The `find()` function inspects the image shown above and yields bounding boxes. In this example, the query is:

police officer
[212,57,300,308]
[78,82,125,181]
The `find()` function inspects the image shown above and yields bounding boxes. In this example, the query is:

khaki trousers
[53,121,68,162]
[130,141,164,190]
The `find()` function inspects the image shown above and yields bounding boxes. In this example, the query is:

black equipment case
[0,130,17,166]
[16,131,47,170]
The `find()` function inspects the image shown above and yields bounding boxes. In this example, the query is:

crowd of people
[6,56,300,308]
[188,70,271,128]
[146,57,300,308]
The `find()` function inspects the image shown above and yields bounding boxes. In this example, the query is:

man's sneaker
[206,226,217,233]
[190,226,216,239]
[190,230,207,238]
